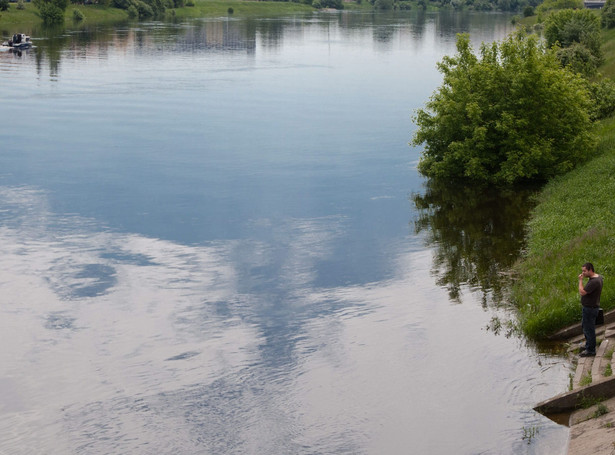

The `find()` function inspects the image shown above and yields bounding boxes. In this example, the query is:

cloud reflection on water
[0,185,568,454]
[0,184,369,453]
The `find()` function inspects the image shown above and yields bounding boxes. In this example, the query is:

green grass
[0,0,322,29]
[580,372,593,387]
[521,425,539,444]
[0,3,46,28]
[600,27,615,80]
[580,394,605,408]
[593,403,609,418]
[511,113,615,339]
[0,2,129,28]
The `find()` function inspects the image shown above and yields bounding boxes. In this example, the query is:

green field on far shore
[0,0,374,30]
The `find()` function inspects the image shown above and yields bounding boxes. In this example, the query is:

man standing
[578,262,604,357]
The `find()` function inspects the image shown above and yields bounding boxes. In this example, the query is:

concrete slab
[535,315,615,454]
[568,397,615,454]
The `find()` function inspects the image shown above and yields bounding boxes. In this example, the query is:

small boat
[1,33,32,49]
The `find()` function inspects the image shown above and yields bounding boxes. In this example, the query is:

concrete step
[550,309,615,340]
[534,375,615,415]
[573,355,593,389]
[572,338,613,389]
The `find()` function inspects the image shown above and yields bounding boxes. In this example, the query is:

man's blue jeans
[582,306,600,354]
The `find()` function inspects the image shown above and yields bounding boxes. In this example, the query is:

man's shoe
[580,351,596,357]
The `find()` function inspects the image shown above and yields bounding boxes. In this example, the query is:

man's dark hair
[584,262,595,272]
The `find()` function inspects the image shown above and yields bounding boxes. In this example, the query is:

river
[0,10,570,454]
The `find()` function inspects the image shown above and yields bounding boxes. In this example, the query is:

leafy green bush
[312,0,321,7]
[16,0,25,9]
[135,0,153,17]
[321,0,343,8]
[0,0,9,11]
[374,0,393,9]
[35,1,65,23]
[112,0,162,17]
[536,0,583,13]
[555,42,600,78]
[588,79,615,120]
[127,4,138,16]
[412,33,595,185]
[602,0,615,29]
[72,7,84,20]
[472,0,494,10]
[523,5,534,16]
[544,9,602,62]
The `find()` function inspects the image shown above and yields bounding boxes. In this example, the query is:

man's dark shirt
[582,275,604,308]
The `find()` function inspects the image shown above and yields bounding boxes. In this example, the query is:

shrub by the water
[37,2,65,23]
[556,42,600,78]
[544,8,602,62]
[374,0,393,9]
[73,8,85,20]
[588,79,615,120]
[412,32,595,185]
[603,0,615,29]
[112,0,164,18]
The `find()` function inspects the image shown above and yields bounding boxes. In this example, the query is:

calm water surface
[0,12,571,454]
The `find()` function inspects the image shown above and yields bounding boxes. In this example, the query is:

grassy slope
[0,3,130,28]
[512,31,615,338]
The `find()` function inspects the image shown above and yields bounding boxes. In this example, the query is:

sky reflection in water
[0,13,571,454]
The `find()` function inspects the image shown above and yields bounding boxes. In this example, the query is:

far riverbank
[0,0,373,29]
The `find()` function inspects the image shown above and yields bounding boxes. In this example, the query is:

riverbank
[511,113,615,339]
[511,23,615,340]
[0,0,376,29]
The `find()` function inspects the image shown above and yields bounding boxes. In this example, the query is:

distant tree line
[259,0,536,12]
[429,0,540,11]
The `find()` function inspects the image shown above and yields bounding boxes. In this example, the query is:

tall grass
[512,115,615,338]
